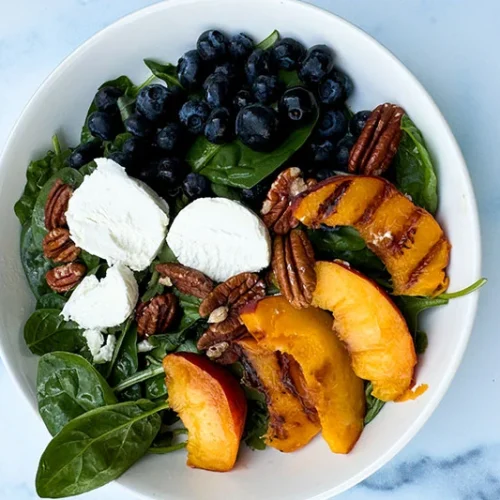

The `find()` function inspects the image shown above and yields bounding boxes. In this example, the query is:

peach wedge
[163,352,247,472]
[240,296,365,454]
[312,261,417,401]
[292,175,451,296]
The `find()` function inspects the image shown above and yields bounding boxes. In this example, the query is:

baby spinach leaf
[439,278,487,299]
[396,295,448,335]
[103,132,133,157]
[113,364,165,393]
[244,399,269,450]
[109,322,138,387]
[31,168,84,247]
[79,160,97,176]
[35,400,166,498]
[20,225,53,299]
[257,29,280,50]
[37,352,117,436]
[364,382,385,425]
[415,330,429,355]
[395,115,438,214]
[36,293,67,311]
[144,59,182,88]
[279,70,301,88]
[24,309,84,356]
[79,250,100,271]
[210,183,243,201]
[14,136,69,225]
[186,108,318,189]
[145,374,167,400]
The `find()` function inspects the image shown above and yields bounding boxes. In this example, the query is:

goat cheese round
[66,158,169,271]
[167,198,271,282]
[61,264,138,330]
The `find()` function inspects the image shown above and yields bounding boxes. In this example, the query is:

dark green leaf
[173,193,190,216]
[35,400,165,498]
[395,295,448,335]
[31,168,84,247]
[144,59,182,88]
[210,183,243,201]
[257,30,280,50]
[79,160,97,176]
[175,338,200,354]
[395,115,438,214]
[24,309,84,356]
[113,364,165,393]
[145,374,167,400]
[80,250,100,270]
[20,225,53,299]
[415,330,429,354]
[103,132,133,157]
[36,293,67,311]
[118,383,143,402]
[156,241,179,264]
[244,399,269,450]
[364,382,385,425]
[439,278,487,299]
[117,95,136,122]
[109,323,138,386]
[186,109,318,189]
[279,70,301,88]
[37,352,117,436]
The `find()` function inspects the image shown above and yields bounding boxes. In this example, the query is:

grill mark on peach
[405,236,447,291]
[354,182,393,227]
[314,180,352,224]
[388,209,424,255]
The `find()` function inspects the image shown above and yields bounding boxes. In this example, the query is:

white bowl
[0,0,481,498]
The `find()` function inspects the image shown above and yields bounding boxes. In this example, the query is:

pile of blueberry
[69,29,372,202]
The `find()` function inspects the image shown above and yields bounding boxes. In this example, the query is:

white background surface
[0,1,498,499]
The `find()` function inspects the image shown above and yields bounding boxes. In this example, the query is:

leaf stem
[52,135,62,156]
[440,278,487,299]
[113,364,165,393]
[148,442,187,454]
[136,75,156,92]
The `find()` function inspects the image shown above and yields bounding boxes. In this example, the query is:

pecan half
[261,167,309,235]
[156,263,214,299]
[42,228,81,263]
[45,180,73,230]
[348,103,405,176]
[197,310,248,350]
[46,262,86,293]
[199,272,266,318]
[136,293,178,338]
[272,229,316,309]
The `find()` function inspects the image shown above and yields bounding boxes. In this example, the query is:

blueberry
[214,62,240,82]
[94,86,123,114]
[183,172,211,199]
[229,33,254,61]
[315,167,336,182]
[235,104,280,152]
[122,137,148,159]
[316,109,347,139]
[68,141,102,169]
[204,107,232,144]
[335,134,356,169]
[241,181,270,208]
[279,87,318,125]
[87,111,121,141]
[179,99,210,135]
[124,113,154,138]
[245,49,275,83]
[156,122,184,153]
[204,73,232,108]
[299,45,334,85]
[318,69,353,107]
[233,89,254,111]
[108,151,134,170]
[140,157,185,193]
[136,84,180,123]
[177,50,206,90]
[197,30,229,62]
[308,138,336,163]
[349,110,372,137]
[271,37,306,70]
[252,75,280,105]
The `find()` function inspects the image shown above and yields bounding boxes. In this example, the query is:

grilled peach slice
[236,338,320,452]
[312,261,417,401]
[163,352,247,472]
[240,297,365,454]
[292,175,450,296]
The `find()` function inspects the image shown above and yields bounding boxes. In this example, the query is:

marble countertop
[0,1,498,499]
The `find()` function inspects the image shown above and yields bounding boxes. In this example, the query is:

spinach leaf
[257,29,280,50]
[307,226,387,276]
[103,132,133,157]
[396,295,449,335]
[14,135,68,225]
[31,168,84,247]
[35,400,166,498]
[364,382,385,425]
[244,399,269,450]
[415,330,429,355]
[395,115,438,214]
[79,160,97,176]
[80,250,100,271]
[20,225,53,299]
[109,322,138,386]
[210,183,243,201]
[37,352,117,436]
[186,108,318,189]
[144,59,182,88]
[145,374,167,400]
[36,293,67,311]
[439,278,486,299]
[24,309,84,356]
[113,364,165,393]
[279,70,301,88]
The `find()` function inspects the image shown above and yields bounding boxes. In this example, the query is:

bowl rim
[0,0,482,498]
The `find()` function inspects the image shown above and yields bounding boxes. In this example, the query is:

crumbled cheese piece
[83,330,116,364]
[137,339,155,353]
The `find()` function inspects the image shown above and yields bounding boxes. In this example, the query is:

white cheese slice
[167,198,271,282]
[83,330,116,364]
[137,339,155,353]
[61,264,138,330]
[66,158,169,271]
